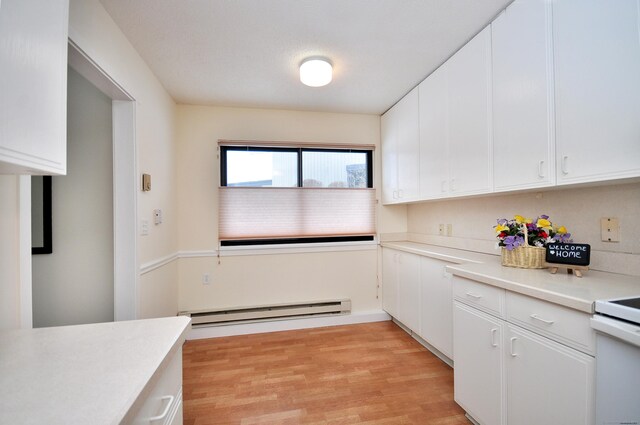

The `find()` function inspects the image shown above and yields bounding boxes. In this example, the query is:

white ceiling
[99,0,513,114]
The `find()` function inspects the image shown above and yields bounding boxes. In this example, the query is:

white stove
[591,296,640,425]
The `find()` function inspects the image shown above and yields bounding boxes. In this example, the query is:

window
[219,143,375,246]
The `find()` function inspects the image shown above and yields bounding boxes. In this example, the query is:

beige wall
[176,105,405,312]
[31,68,114,328]
[69,0,179,317]
[407,182,640,274]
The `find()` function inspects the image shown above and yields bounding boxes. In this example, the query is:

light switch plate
[600,217,620,242]
[140,219,149,236]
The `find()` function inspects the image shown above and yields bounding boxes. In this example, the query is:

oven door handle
[591,315,640,348]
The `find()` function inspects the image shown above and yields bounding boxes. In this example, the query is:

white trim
[140,252,180,275]
[186,310,391,340]
[179,250,218,259]
[18,176,32,329]
[112,100,138,321]
[219,239,378,256]
[139,241,378,274]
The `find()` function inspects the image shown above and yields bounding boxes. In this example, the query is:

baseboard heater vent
[180,299,351,328]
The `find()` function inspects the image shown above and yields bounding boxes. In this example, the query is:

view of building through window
[224,147,370,188]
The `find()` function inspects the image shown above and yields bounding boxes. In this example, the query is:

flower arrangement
[495,214,572,251]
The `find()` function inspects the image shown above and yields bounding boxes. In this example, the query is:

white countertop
[380,241,497,264]
[0,316,191,425]
[381,241,640,313]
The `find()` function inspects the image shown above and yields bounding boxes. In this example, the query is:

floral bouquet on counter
[494,215,572,251]
[494,215,572,269]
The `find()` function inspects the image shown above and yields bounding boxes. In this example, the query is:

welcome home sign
[545,243,591,266]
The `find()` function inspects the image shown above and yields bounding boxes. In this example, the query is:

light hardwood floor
[183,321,468,425]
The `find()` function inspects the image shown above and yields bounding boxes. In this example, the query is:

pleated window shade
[219,187,376,240]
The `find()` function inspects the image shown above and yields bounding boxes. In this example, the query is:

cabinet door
[447,26,492,196]
[554,0,640,184]
[505,325,595,425]
[419,65,450,199]
[381,107,399,204]
[397,252,420,332]
[381,248,399,317]
[0,0,68,174]
[453,302,504,425]
[395,87,420,202]
[419,256,453,358]
[492,0,555,191]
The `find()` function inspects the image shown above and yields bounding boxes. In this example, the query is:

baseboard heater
[179,299,351,328]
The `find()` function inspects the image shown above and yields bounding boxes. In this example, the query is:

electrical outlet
[600,217,620,242]
[438,224,445,236]
[202,273,211,285]
[140,219,149,236]
[446,224,453,237]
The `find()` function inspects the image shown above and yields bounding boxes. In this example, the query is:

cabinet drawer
[453,277,505,318]
[506,292,595,355]
[132,347,183,425]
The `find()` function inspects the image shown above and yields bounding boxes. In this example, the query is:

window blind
[219,187,376,240]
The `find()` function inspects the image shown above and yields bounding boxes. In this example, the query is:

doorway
[30,41,137,327]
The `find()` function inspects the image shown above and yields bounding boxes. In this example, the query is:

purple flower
[540,214,549,220]
[504,235,524,251]
[556,233,572,243]
[497,218,508,225]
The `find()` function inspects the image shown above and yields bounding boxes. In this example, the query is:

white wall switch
[600,217,620,242]
[202,273,211,285]
[153,209,162,225]
[140,219,149,236]
[446,224,453,237]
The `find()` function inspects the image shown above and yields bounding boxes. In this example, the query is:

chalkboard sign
[545,243,590,266]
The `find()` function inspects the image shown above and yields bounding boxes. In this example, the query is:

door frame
[66,39,138,321]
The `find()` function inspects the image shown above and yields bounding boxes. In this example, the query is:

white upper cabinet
[418,27,492,199]
[0,0,69,175]
[381,87,420,204]
[492,0,555,191]
[447,26,493,196]
[419,64,449,199]
[553,0,640,184]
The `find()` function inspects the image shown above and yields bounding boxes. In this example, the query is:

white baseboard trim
[186,310,391,340]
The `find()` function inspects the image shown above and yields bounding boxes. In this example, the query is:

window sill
[218,239,378,257]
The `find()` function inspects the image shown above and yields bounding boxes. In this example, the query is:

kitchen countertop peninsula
[0,316,190,425]
[381,241,640,313]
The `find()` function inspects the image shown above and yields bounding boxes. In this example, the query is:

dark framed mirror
[31,176,52,254]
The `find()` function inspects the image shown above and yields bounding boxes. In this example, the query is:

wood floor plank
[183,321,467,425]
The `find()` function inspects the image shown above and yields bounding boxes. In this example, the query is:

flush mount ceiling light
[299,58,332,87]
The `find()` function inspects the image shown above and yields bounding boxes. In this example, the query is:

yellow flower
[557,226,567,234]
[495,224,509,233]
[515,215,533,224]
[537,218,552,229]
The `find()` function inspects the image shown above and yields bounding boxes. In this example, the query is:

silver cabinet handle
[530,314,554,325]
[538,160,545,178]
[450,178,456,191]
[510,337,518,357]
[465,292,482,299]
[491,328,498,347]
[149,395,174,422]
[561,155,569,175]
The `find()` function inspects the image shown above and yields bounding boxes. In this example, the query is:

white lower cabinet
[505,325,594,425]
[453,276,595,425]
[419,256,454,358]
[454,302,505,425]
[132,347,184,425]
[382,248,453,360]
[381,247,420,331]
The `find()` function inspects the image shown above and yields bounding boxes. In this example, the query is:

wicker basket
[500,224,546,269]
